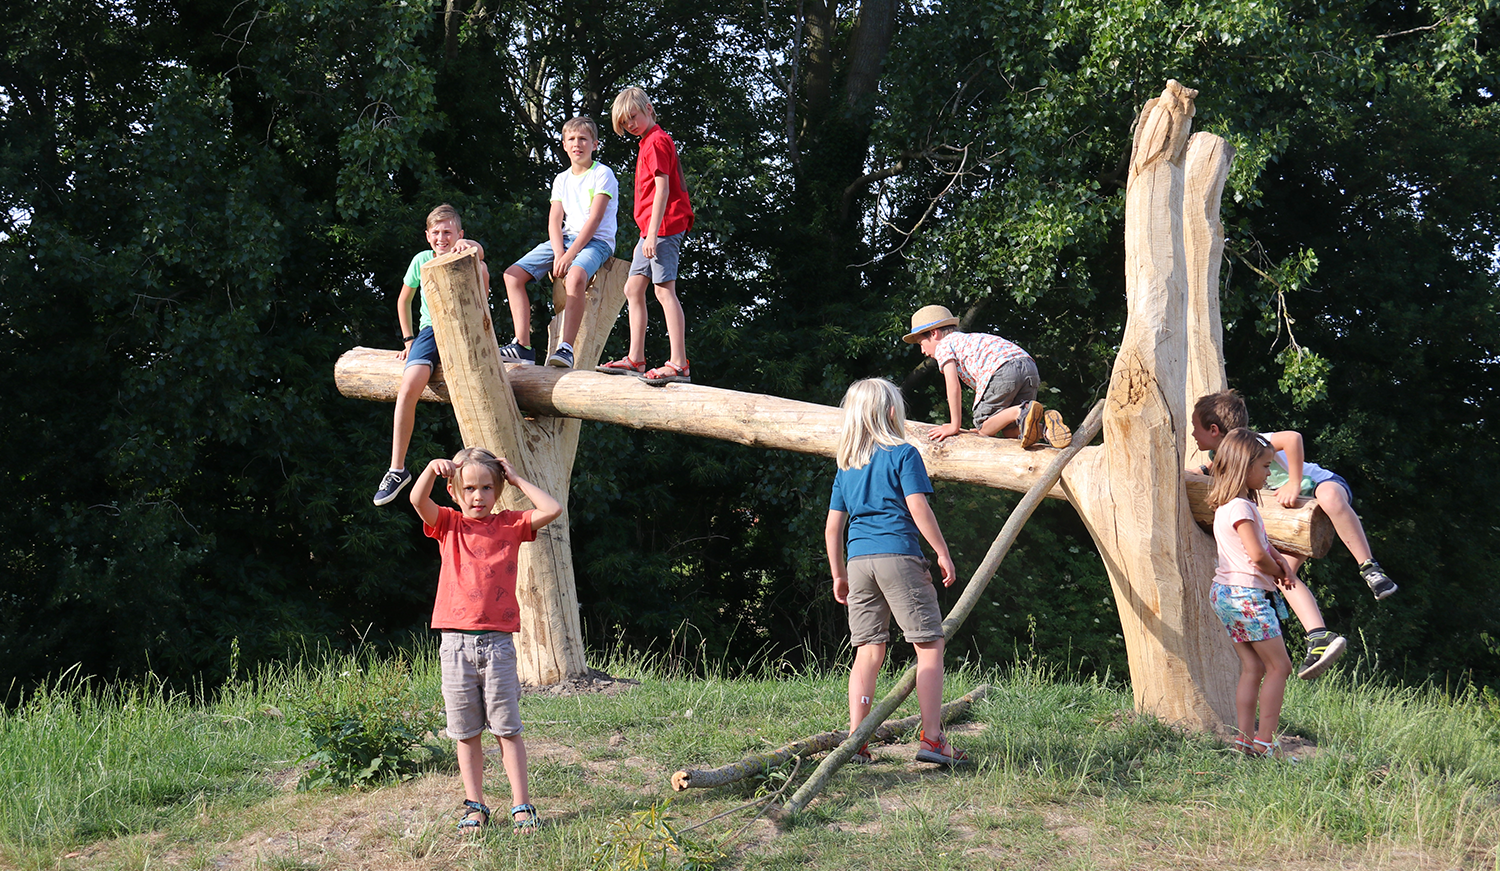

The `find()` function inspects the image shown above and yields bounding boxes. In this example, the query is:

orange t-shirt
[425,506,536,632]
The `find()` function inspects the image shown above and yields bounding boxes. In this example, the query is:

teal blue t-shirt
[829,442,933,558]
[403,250,436,330]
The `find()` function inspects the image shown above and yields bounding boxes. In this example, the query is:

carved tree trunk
[418,251,627,685]
[1183,133,1235,472]
[1059,82,1238,731]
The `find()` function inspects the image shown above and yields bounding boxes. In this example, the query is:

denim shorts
[405,325,439,370]
[439,631,523,739]
[972,357,1040,428]
[846,554,944,646]
[512,236,614,282]
[628,231,686,283]
[1210,582,1287,643]
[1315,473,1354,504]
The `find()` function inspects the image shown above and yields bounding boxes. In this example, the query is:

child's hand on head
[498,457,520,485]
[430,458,459,478]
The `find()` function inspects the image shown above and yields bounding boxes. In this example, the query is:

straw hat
[902,305,960,343]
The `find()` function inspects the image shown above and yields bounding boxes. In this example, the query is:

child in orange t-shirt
[410,447,561,832]
[597,87,695,384]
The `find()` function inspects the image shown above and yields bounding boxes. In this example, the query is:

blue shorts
[405,325,438,370]
[1316,473,1354,504]
[512,236,613,282]
[1210,582,1287,643]
[628,232,686,283]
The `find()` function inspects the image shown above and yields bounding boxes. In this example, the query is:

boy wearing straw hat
[904,305,1071,449]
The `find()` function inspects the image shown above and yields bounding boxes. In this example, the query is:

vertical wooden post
[1060,81,1237,731]
[419,250,626,685]
[1183,133,1235,471]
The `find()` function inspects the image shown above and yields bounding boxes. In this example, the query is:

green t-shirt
[403,250,436,330]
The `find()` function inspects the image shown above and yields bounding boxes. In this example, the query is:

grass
[3,647,1500,869]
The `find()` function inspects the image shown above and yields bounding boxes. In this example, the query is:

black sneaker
[1297,631,1347,680]
[499,342,535,364]
[546,346,574,368]
[1360,561,1399,601]
[373,468,413,506]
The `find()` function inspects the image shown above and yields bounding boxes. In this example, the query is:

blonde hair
[1207,428,1273,511]
[610,87,654,136]
[447,446,504,492]
[1193,389,1247,434]
[561,115,598,140]
[426,203,463,231]
[836,379,910,470]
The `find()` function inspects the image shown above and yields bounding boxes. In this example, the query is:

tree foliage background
[2,0,1496,694]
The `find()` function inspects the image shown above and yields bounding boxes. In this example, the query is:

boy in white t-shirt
[499,116,619,368]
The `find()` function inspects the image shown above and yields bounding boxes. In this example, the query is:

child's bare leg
[502,266,534,347]
[1247,637,1293,743]
[1277,561,1326,632]
[456,734,487,805]
[1315,481,1374,564]
[389,363,431,470]
[560,266,590,348]
[1230,641,1266,740]
[977,407,1021,438]
[654,280,687,365]
[623,274,650,362]
[848,642,885,733]
[912,638,946,741]
[498,733,529,812]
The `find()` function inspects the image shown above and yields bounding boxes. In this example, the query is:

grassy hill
[4,647,1499,870]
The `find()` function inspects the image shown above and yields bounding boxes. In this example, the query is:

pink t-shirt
[425,506,536,632]
[933,331,1029,399]
[1212,497,1275,591]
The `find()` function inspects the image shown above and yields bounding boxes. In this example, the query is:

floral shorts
[1210,582,1287,643]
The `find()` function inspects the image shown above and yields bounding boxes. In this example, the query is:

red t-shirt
[425,506,536,632]
[633,125,694,237]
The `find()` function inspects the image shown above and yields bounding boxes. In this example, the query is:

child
[903,305,1072,449]
[373,204,491,506]
[498,116,619,369]
[410,446,562,831]
[596,87,694,384]
[1207,428,1296,758]
[824,378,966,766]
[1193,390,1393,674]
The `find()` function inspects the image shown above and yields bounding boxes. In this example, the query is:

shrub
[289,655,442,790]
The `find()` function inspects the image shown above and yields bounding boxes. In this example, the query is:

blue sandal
[456,799,490,831]
[511,803,540,831]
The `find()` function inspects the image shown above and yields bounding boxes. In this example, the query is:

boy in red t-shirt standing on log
[597,87,695,384]
[410,447,561,832]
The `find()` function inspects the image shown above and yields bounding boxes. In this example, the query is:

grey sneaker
[373,468,413,506]
[1297,631,1347,680]
[1360,561,1399,601]
[499,342,535,364]
[546,346,574,368]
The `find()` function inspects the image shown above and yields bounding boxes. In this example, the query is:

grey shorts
[628,231,686,283]
[439,631,523,739]
[846,554,944,646]
[972,356,1039,428]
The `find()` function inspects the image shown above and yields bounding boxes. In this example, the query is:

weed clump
[289,655,442,790]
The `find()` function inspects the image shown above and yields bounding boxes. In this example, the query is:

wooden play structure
[335,81,1330,734]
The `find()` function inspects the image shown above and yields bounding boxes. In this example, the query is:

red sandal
[642,360,691,384]
[596,356,646,376]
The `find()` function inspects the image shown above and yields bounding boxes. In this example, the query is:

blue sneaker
[499,342,535,364]
[546,346,574,368]
[373,468,413,506]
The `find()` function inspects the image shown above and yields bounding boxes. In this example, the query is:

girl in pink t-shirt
[1207,428,1295,759]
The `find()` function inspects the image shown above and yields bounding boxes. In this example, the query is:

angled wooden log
[335,352,1329,558]
[670,685,988,791]
[416,251,628,685]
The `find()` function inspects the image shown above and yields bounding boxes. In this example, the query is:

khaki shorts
[439,631,523,739]
[846,554,944,646]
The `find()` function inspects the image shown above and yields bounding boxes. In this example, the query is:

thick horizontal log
[335,346,1328,558]
[671,685,988,791]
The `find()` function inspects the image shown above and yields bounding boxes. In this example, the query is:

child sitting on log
[904,304,1071,449]
[498,115,619,369]
[825,378,967,766]
[373,204,490,506]
[410,446,561,832]
[1192,389,1397,679]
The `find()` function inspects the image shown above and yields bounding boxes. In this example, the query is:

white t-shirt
[551,161,619,248]
[1212,497,1276,591]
